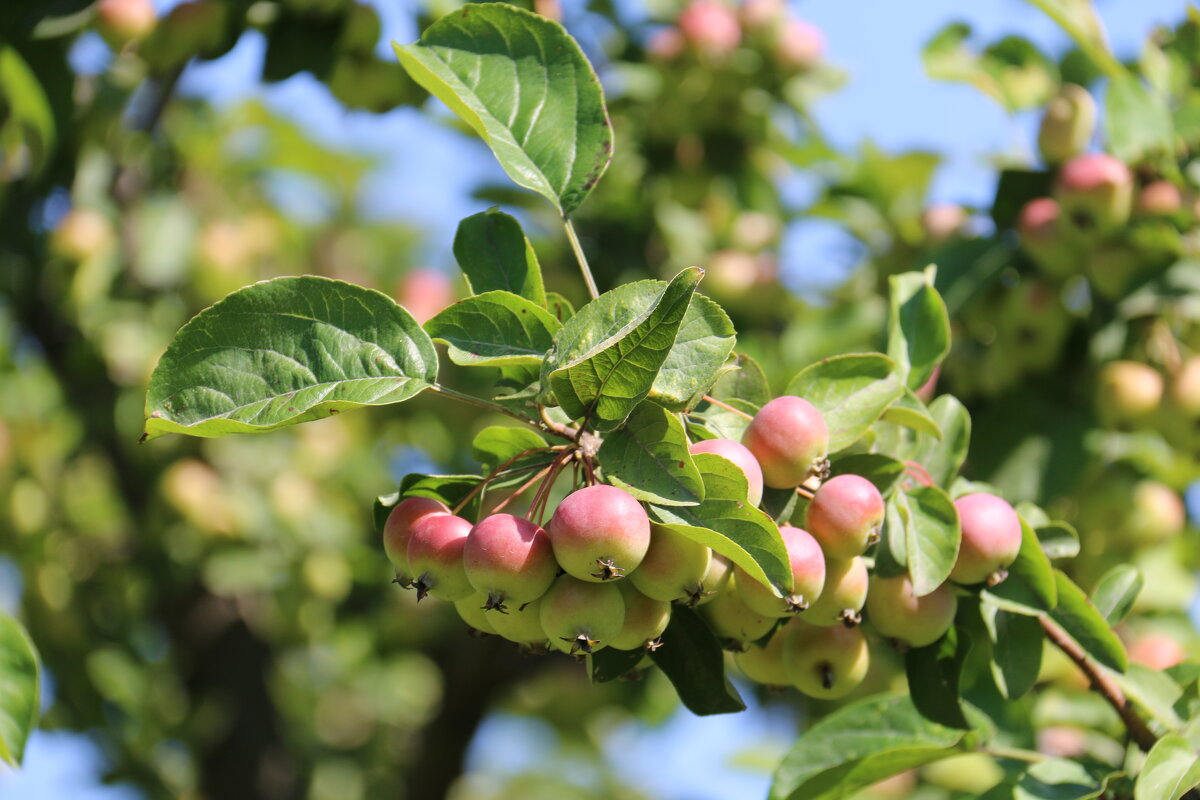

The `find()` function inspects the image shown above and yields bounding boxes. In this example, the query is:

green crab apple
[735,625,790,686]
[950,493,1022,586]
[1037,84,1096,165]
[52,208,114,261]
[805,475,884,560]
[629,524,712,604]
[1055,153,1133,237]
[689,438,764,506]
[1171,356,1200,417]
[1127,480,1185,545]
[920,203,967,244]
[407,514,474,601]
[383,496,450,587]
[490,595,549,649]
[694,554,733,605]
[463,513,557,612]
[736,526,826,617]
[1097,360,1163,428]
[454,592,497,635]
[95,0,157,46]
[865,574,957,648]
[742,396,829,489]
[547,484,650,581]
[539,575,626,654]
[804,556,868,626]
[703,574,776,646]
[610,582,671,651]
[783,620,870,700]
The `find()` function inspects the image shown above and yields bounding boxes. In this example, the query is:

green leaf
[545,291,575,323]
[452,209,546,306]
[144,277,438,440]
[981,600,1043,700]
[471,426,548,469]
[885,485,960,597]
[650,453,791,593]
[597,402,704,506]
[1110,664,1184,732]
[391,473,484,520]
[1048,570,1127,673]
[887,267,951,392]
[1136,734,1200,800]
[588,647,645,683]
[0,613,40,767]
[710,352,771,408]
[394,4,612,215]
[425,290,560,367]
[784,354,905,452]
[545,268,701,430]
[0,46,56,178]
[1013,758,1110,800]
[1036,522,1080,560]
[981,515,1058,613]
[882,390,943,439]
[921,25,1058,111]
[769,694,992,800]
[1105,73,1174,164]
[697,396,758,441]
[647,294,737,412]
[906,626,972,729]
[648,606,745,715]
[828,453,906,495]
[1090,565,1142,626]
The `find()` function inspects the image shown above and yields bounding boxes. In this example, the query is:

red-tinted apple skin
[96,0,157,45]
[383,496,450,585]
[629,523,711,603]
[539,576,625,654]
[1017,197,1081,279]
[866,574,957,647]
[920,203,966,243]
[736,526,825,617]
[1055,153,1133,236]
[774,18,823,71]
[611,582,671,650]
[398,268,454,325]
[805,474,885,560]
[703,574,776,645]
[783,620,869,699]
[1128,632,1187,670]
[463,513,557,610]
[742,396,829,489]
[690,438,764,505]
[548,485,650,581]
[678,0,741,57]
[805,556,868,626]
[950,493,1022,585]
[1137,180,1182,216]
[736,625,790,686]
[407,514,474,601]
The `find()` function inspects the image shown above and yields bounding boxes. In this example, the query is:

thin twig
[702,395,754,420]
[452,447,557,515]
[563,218,599,300]
[489,464,554,514]
[979,746,1047,764]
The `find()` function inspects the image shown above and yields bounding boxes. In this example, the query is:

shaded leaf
[648,606,745,715]
[885,485,960,596]
[906,626,972,728]
[828,453,906,495]
[710,352,771,408]
[1048,569,1127,673]
[425,290,560,367]
[597,402,704,506]
[453,208,546,306]
[588,647,645,683]
[981,600,1043,700]
[1036,522,1080,560]
[1090,564,1142,626]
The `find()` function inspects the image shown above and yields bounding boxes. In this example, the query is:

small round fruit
[490,595,549,648]
[383,496,450,586]
[95,0,157,45]
[678,0,741,58]
[703,574,776,646]
[804,556,868,627]
[742,396,830,489]
[735,626,790,686]
[736,526,826,617]
[1037,84,1096,165]
[866,574,957,648]
[920,203,966,243]
[407,514,474,601]
[1054,153,1133,236]
[1097,361,1163,427]
[630,524,712,603]
[1128,632,1187,670]
[1017,197,1081,280]
[690,438,764,506]
[547,485,651,582]
[774,18,823,71]
[540,576,625,654]
[783,620,870,700]
[1137,180,1182,217]
[455,592,497,635]
[1171,356,1200,417]
[950,493,1022,586]
[611,583,671,651]
[693,554,733,606]
[463,513,557,612]
[52,208,114,261]
[805,474,885,560]
[1128,480,1185,545]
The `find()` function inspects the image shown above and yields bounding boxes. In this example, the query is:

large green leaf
[545,268,701,430]
[0,46,56,178]
[597,402,704,506]
[0,614,40,767]
[1104,73,1174,164]
[910,394,971,487]
[882,390,943,439]
[906,626,972,729]
[1012,758,1113,800]
[394,4,612,215]
[981,515,1058,614]
[1136,734,1200,800]
[710,352,771,408]
[647,294,737,412]
[1048,570,1128,673]
[981,600,1043,701]
[881,485,960,596]
[471,425,548,469]
[784,354,904,452]
[452,208,546,306]
[1090,564,1142,626]
[887,267,951,392]
[828,453,906,495]
[648,606,745,716]
[769,694,991,800]
[144,277,437,440]
[650,453,791,593]
[425,290,560,367]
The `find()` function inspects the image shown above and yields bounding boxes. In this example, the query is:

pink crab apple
[539,575,625,654]
[1127,481,1185,545]
[703,574,776,646]
[1017,197,1081,280]
[689,438,764,506]
[804,556,869,627]
[1037,84,1096,165]
[735,625,790,686]
[920,203,967,244]
[646,27,685,61]
[735,526,825,617]
[1054,153,1133,237]
[1137,180,1183,217]
[950,493,1022,586]
[783,620,870,700]
[1097,360,1163,427]
[490,595,550,649]
[741,396,829,489]
[95,0,157,46]
[629,524,712,604]
[406,514,474,601]
[547,484,650,582]
[383,496,450,587]
[610,582,671,651]
[463,513,557,612]
[805,474,885,560]
[678,0,741,58]
[866,574,958,648]
[774,18,823,71]
[740,0,784,30]
[398,268,454,325]
[52,208,114,261]
[1128,632,1187,671]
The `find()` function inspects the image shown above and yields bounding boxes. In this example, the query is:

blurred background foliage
[2,0,1200,798]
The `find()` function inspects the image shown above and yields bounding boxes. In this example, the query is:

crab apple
[678,0,741,58]
[1171,356,1200,417]
[611,583,671,651]
[866,574,957,648]
[490,595,549,648]
[1137,180,1183,217]
[407,514,473,601]
[1017,197,1082,280]
[1054,153,1133,237]
[1128,632,1187,671]
[774,18,823,71]
[1128,480,1185,545]
[629,524,712,603]
[742,396,829,489]
[397,268,454,325]
[920,203,967,244]
[95,0,157,46]
[804,556,869,627]
[950,493,1022,586]
[783,620,870,700]
[1037,84,1096,165]
[805,474,885,560]
[454,592,497,635]
[735,626,790,686]
[1097,360,1163,427]
[463,513,557,612]
[694,553,733,606]
[540,576,625,654]
[736,526,826,617]
[703,574,776,646]
[740,0,785,30]
[689,438,764,506]
[383,496,450,586]
[52,208,114,261]
[647,27,685,61]
[547,484,650,582]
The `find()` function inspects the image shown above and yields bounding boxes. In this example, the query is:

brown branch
[489,464,554,514]
[703,394,754,420]
[451,447,561,515]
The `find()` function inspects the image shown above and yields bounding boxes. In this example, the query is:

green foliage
[425,290,560,367]
[0,615,39,767]
[785,354,904,452]
[453,209,546,306]
[595,402,703,506]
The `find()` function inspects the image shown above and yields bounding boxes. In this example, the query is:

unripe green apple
[95,0,157,46]
[490,595,549,648]
[804,556,868,626]
[949,493,1022,586]
[1055,153,1133,237]
[540,575,625,654]
[1127,480,1185,545]
[806,474,885,560]
[690,438,764,506]
[1096,360,1162,428]
[382,496,450,586]
[866,574,957,647]
[1017,197,1082,280]
[1170,356,1200,417]
[735,626,790,686]
[629,524,712,603]
[463,513,557,612]
[407,514,474,601]
[548,484,651,582]
[735,526,825,617]
[1037,84,1096,165]
[610,582,671,651]
[1136,180,1183,217]
[923,754,1004,795]
[1088,243,1146,300]
[454,592,497,635]
[703,574,776,646]
[783,620,870,699]
[694,553,733,606]
[742,396,829,489]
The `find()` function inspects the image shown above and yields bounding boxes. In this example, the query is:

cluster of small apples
[648,0,823,71]
[383,395,1026,701]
